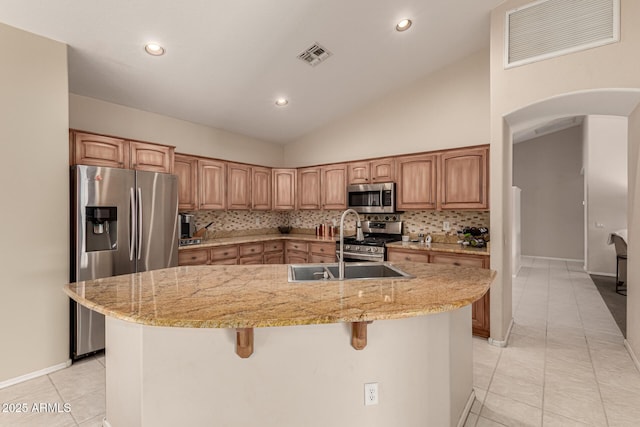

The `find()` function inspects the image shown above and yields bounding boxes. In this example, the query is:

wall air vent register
[298,43,332,67]
[505,0,619,69]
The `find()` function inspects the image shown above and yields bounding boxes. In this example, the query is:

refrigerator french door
[70,165,179,359]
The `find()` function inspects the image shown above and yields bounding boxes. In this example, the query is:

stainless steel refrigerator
[70,165,179,359]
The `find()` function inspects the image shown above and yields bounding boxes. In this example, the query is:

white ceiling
[0,0,502,144]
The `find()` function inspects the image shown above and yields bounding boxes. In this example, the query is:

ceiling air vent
[297,43,332,67]
[505,0,619,68]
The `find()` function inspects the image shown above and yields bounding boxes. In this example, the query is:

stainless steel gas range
[336,219,402,262]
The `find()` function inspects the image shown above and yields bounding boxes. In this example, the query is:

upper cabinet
[227,163,252,210]
[174,154,199,211]
[251,166,272,210]
[439,146,489,210]
[199,159,226,210]
[272,169,296,210]
[321,164,347,210]
[297,167,322,210]
[72,132,129,169]
[70,130,174,174]
[130,141,174,173]
[347,158,395,184]
[395,154,438,210]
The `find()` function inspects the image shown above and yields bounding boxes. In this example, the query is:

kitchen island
[65,262,494,427]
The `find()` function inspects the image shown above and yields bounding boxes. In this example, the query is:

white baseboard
[0,360,71,390]
[102,418,112,427]
[457,390,476,427]
[523,255,584,263]
[488,318,514,348]
[624,340,640,373]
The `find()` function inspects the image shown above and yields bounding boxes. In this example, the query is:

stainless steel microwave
[347,183,396,214]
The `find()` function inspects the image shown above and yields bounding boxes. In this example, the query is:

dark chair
[612,234,627,296]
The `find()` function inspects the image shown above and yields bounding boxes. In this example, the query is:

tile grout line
[45,372,80,426]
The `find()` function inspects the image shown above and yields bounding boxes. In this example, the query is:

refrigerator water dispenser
[85,206,118,251]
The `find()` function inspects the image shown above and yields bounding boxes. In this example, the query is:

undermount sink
[288,262,414,282]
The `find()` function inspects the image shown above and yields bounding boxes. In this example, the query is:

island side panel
[105,309,473,427]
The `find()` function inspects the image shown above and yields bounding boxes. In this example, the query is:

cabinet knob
[405,257,410,261]
[454,262,461,266]
[223,252,228,256]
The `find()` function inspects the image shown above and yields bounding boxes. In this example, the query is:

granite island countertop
[64,262,495,329]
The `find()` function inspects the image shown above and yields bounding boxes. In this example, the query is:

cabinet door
[370,158,395,183]
[199,159,226,210]
[471,291,490,338]
[227,163,252,210]
[252,166,272,210]
[272,169,296,210]
[178,249,209,266]
[286,251,308,264]
[440,147,488,210]
[130,141,174,173]
[297,167,321,210]
[396,154,438,210]
[174,154,198,211]
[239,254,263,265]
[348,162,370,184]
[321,164,347,210]
[72,132,129,168]
[264,252,285,264]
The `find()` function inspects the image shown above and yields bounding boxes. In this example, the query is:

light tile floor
[1,256,638,426]
[466,257,640,427]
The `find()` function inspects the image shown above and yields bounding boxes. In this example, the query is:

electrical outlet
[364,382,378,406]
[443,221,451,231]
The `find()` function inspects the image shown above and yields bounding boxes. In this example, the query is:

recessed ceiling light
[145,42,165,56]
[275,98,289,107]
[396,19,412,32]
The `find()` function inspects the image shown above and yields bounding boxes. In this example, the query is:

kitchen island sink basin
[288,262,413,282]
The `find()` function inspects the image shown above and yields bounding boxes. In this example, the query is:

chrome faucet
[338,208,364,279]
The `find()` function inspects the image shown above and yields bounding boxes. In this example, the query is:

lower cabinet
[309,242,336,263]
[239,243,263,265]
[387,248,491,338]
[285,241,309,264]
[263,240,285,264]
[178,248,209,266]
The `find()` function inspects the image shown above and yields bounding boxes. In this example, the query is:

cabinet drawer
[210,258,238,266]
[210,245,239,261]
[264,240,284,252]
[239,254,263,265]
[285,241,309,252]
[309,254,336,264]
[309,242,335,255]
[386,248,430,263]
[239,243,263,257]
[178,249,209,266]
[429,253,485,268]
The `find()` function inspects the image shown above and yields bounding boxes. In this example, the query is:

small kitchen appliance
[180,213,196,238]
[336,218,402,262]
[347,183,396,214]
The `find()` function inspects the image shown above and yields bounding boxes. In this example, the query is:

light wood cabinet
[178,248,209,266]
[439,147,489,210]
[239,243,263,264]
[309,242,336,263]
[227,163,252,210]
[348,158,395,184]
[210,245,239,265]
[174,154,199,211]
[428,252,490,337]
[263,240,284,264]
[386,248,431,263]
[395,154,438,210]
[72,132,129,168]
[272,169,296,210]
[71,131,174,173]
[285,241,309,263]
[297,167,321,210]
[130,141,174,173]
[321,164,347,210]
[199,159,226,210]
[252,167,272,210]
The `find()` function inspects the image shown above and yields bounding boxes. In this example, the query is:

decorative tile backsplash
[187,209,489,240]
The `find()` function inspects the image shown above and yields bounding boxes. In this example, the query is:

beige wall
[70,94,284,167]
[284,49,489,166]
[584,116,628,275]
[628,105,640,363]
[0,24,70,382]
[490,0,640,342]
[513,126,584,260]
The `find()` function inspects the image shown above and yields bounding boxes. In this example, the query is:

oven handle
[336,251,384,262]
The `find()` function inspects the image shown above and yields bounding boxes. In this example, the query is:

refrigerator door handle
[129,187,136,261]
[137,187,143,261]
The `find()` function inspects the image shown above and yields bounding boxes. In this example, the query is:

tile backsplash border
[186,209,489,240]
